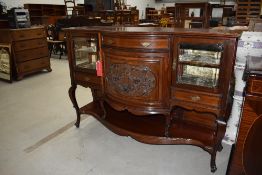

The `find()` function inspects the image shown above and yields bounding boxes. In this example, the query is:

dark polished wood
[24,4,66,25]
[0,27,51,80]
[227,56,262,175]
[65,26,238,173]
[174,2,211,28]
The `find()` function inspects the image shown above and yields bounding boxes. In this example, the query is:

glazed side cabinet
[65,27,238,173]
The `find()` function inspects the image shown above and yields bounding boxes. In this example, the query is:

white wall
[1,0,84,9]
[155,3,175,10]
[2,0,154,19]
[2,0,237,19]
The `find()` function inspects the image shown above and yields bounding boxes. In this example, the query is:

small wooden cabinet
[65,27,238,172]
[236,0,261,26]
[0,27,51,80]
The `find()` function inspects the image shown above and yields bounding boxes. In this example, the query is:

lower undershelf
[80,101,215,152]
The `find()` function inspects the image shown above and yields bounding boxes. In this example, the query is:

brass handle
[190,95,201,102]
[141,42,151,48]
[106,39,113,45]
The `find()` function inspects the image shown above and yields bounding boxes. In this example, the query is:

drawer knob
[141,42,151,48]
[190,95,201,102]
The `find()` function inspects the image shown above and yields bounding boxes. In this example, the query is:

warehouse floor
[0,58,231,175]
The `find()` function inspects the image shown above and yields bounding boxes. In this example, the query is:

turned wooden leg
[17,74,24,80]
[218,142,223,152]
[91,89,106,119]
[99,100,106,119]
[165,114,172,137]
[68,85,81,128]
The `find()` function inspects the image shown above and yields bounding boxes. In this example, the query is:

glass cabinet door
[175,43,223,88]
[73,34,99,71]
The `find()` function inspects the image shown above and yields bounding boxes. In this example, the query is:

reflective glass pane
[177,65,220,88]
[73,37,98,70]
[176,43,223,88]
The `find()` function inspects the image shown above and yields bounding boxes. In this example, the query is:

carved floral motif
[106,64,156,97]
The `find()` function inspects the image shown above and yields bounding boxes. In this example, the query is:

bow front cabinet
[65,27,238,172]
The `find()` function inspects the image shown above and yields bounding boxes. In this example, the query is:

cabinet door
[103,49,170,113]
[173,37,225,91]
[72,34,99,72]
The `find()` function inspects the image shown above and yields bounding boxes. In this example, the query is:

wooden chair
[47,24,66,59]
[243,116,262,175]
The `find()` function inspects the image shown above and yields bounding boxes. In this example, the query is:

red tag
[96,60,103,77]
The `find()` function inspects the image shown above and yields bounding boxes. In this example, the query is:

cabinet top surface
[245,56,262,76]
[0,26,44,32]
[64,26,239,38]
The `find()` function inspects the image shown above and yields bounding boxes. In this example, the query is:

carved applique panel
[106,64,156,97]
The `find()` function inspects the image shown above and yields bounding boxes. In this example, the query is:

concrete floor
[0,58,231,175]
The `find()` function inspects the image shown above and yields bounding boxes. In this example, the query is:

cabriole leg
[69,85,81,128]
[210,119,226,172]
[165,114,172,137]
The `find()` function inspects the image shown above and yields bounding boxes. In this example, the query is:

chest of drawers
[0,27,51,80]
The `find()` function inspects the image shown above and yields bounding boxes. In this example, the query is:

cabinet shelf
[76,62,96,70]
[80,102,214,149]
[178,61,220,68]
[177,75,218,88]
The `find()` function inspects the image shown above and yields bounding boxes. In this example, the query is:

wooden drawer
[14,38,47,51]
[16,47,49,62]
[74,71,101,85]
[17,57,50,73]
[249,79,262,95]
[173,89,221,108]
[103,35,169,50]
[12,28,46,41]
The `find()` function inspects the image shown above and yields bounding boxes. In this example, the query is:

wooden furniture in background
[64,0,85,16]
[47,24,66,59]
[145,7,156,20]
[0,43,12,82]
[65,27,238,173]
[0,19,8,29]
[236,0,261,26]
[174,2,211,28]
[24,4,66,25]
[227,56,262,175]
[0,27,51,80]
